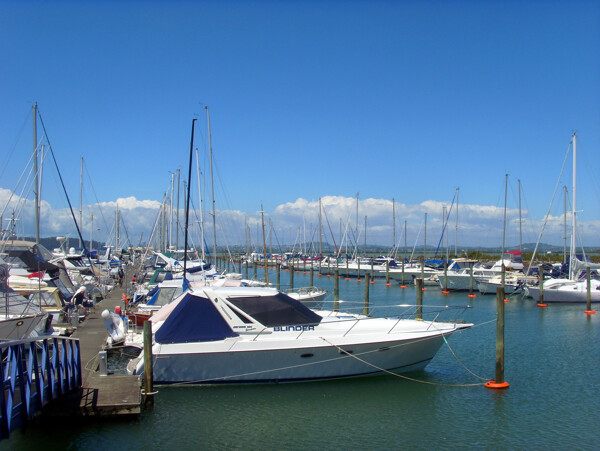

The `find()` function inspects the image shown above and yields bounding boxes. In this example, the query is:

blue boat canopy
[155,293,238,344]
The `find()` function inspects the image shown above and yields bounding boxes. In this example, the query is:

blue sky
[1,0,599,250]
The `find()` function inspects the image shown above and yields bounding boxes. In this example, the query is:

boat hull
[143,331,457,385]
[525,285,600,303]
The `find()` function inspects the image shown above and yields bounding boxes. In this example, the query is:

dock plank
[70,281,142,416]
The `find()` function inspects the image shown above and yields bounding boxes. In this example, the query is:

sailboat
[525,133,600,303]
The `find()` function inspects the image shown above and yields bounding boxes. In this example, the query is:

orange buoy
[537,303,548,308]
[584,310,596,315]
[485,380,510,389]
[468,294,477,298]
[504,299,509,303]
[400,285,407,289]
[442,290,450,295]
[385,283,392,286]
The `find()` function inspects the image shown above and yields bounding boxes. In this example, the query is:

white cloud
[1,191,598,249]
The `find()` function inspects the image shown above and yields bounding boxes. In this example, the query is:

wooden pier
[45,283,142,417]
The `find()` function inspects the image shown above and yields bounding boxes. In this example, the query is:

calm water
[4,269,599,450]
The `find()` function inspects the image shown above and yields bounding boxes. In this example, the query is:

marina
[2,267,598,449]
[2,1,600,449]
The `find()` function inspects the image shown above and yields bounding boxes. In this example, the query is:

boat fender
[102,309,126,345]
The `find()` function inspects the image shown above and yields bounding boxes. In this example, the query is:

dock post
[416,278,423,320]
[585,267,596,315]
[334,268,339,312]
[385,260,391,286]
[486,286,510,389]
[357,259,361,282]
[370,259,375,283]
[309,264,314,288]
[245,260,248,279]
[327,259,331,277]
[345,258,349,280]
[276,263,281,291]
[442,262,449,294]
[289,263,294,291]
[143,321,154,406]
[253,259,257,280]
[363,273,370,315]
[537,265,547,307]
[468,262,476,298]
[400,259,406,288]
[238,257,242,274]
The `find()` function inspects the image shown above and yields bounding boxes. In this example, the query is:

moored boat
[121,286,471,385]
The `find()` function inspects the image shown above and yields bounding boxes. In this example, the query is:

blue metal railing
[0,336,81,440]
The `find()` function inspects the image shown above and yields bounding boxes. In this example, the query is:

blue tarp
[155,293,238,344]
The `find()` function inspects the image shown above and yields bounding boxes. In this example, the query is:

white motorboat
[122,286,471,385]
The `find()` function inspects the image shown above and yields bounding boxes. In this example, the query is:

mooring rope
[320,336,488,387]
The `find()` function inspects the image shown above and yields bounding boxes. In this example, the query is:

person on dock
[118,266,124,287]
[71,286,88,320]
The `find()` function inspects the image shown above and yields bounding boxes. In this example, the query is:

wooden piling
[385,260,391,286]
[309,264,314,288]
[289,263,294,291]
[416,278,423,320]
[585,267,596,314]
[334,268,339,312]
[357,259,361,282]
[143,321,154,406]
[485,286,510,389]
[363,273,370,315]
[276,263,281,291]
[400,259,406,288]
[468,262,476,298]
[245,260,248,279]
[442,262,449,294]
[537,265,547,307]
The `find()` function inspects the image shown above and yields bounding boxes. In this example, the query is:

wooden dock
[46,282,142,416]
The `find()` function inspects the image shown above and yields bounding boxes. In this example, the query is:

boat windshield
[227,292,322,327]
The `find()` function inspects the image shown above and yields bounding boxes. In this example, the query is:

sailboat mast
[195,149,206,261]
[392,198,396,255]
[261,203,269,284]
[570,133,577,280]
[318,198,322,256]
[206,107,217,262]
[183,118,196,277]
[502,174,508,285]
[176,169,180,250]
[79,157,83,248]
[33,103,40,244]
[455,187,459,257]
[563,185,567,264]
[518,179,522,253]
